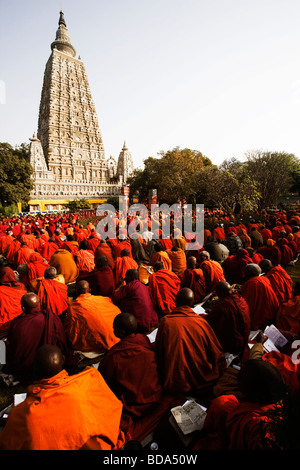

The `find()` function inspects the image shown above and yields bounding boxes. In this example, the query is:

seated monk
[259,259,293,304]
[100,312,162,420]
[198,251,225,294]
[87,232,101,252]
[33,266,69,317]
[49,248,78,284]
[181,256,206,303]
[0,266,27,334]
[205,281,251,356]
[111,238,133,259]
[17,252,49,290]
[78,256,115,297]
[94,240,115,270]
[275,281,300,336]
[241,264,279,330]
[111,269,158,334]
[155,288,226,398]
[64,280,120,353]
[115,248,138,286]
[3,293,74,384]
[277,238,294,266]
[61,234,79,257]
[149,242,172,271]
[36,237,59,263]
[171,228,186,251]
[166,246,187,275]
[74,239,95,276]
[19,230,36,250]
[14,242,35,267]
[222,248,253,285]
[4,238,21,268]
[257,239,281,267]
[148,261,181,317]
[200,358,287,450]
[0,231,14,255]
[0,345,126,450]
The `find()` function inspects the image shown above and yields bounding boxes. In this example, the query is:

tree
[127,147,215,205]
[0,143,33,207]
[65,198,91,212]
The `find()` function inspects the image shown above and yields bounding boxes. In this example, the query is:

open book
[170,399,207,435]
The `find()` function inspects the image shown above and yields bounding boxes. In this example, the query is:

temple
[28,11,134,211]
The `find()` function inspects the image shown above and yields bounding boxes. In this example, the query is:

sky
[1,0,300,170]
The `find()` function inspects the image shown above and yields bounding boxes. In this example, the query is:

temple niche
[29,10,134,210]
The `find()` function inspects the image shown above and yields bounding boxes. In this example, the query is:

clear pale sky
[1,0,300,169]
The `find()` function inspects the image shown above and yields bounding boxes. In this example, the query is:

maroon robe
[77,266,115,297]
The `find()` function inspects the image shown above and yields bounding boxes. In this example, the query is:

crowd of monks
[0,207,299,450]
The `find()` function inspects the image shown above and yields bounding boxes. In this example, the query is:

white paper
[14,393,26,406]
[192,304,206,315]
[264,324,288,348]
[171,400,207,435]
[147,328,158,343]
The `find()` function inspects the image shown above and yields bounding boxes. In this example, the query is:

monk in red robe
[111,269,158,334]
[241,264,279,330]
[34,266,69,317]
[4,293,72,384]
[4,238,21,267]
[77,256,115,297]
[37,237,59,262]
[277,238,294,266]
[94,240,115,270]
[198,251,225,294]
[64,280,120,353]
[18,252,49,289]
[148,261,181,316]
[149,243,172,271]
[0,232,14,255]
[0,267,27,334]
[111,239,133,259]
[0,344,126,450]
[180,256,206,303]
[155,288,225,397]
[87,233,101,252]
[61,234,79,257]
[259,259,293,304]
[222,248,253,285]
[257,239,281,266]
[74,240,95,276]
[14,242,34,267]
[275,281,300,336]
[115,248,138,286]
[100,312,162,419]
[205,281,251,355]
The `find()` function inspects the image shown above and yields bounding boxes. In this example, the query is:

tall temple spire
[51,10,76,57]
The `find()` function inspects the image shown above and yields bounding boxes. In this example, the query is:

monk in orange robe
[18,252,49,289]
[115,248,138,286]
[213,224,225,242]
[34,266,69,317]
[37,237,59,262]
[148,261,181,316]
[94,240,115,270]
[19,231,36,250]
[166,246,187,275]
[155,288,225,397]
[0,267,27,334]
[64,280,120,352]
[0,345,126,450]
[259,259,293,304]
[111,239,133,259]
[49,248,78,284]
[241,264,279,330]
[74,240,95,275]
[198,251,225,294]
[14,242,34,267]
[149,243,172,271]
[181,256,206,303]
[275,281,300,336]
[4,238,21,267]
[171,229,186,251]
[0,232,14,255]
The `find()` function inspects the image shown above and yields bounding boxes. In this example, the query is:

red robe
[199,259,225,294]
[275,295,300,336]
[148,269,181,315]
[221,250,253,285]
[264,266,293,304]
[100,333,162,418]
[77,266,115,297]
[36,278,70,316]
[14,245,35,267]
[155,306,225,396]
[38,241,59,262]
[181,268,206,303]
[115,256,138,285]
[94,243,115,270]
[241,276,279,330]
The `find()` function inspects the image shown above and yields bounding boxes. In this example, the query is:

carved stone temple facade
[28,11,134,211]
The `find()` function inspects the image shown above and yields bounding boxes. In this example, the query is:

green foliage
[65,198,91,212]
[0,203,19,218]
[0,142,33,206]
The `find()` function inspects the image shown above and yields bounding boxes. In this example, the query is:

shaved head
[176,288,194,307]
[259,259,273,274]
[44,266,57,279]
[21,292,40,312]
[34,345,65,380]
[113,312,138,339]
[216,281,232,299]
[187,256,197,269]
[244,263,261,282]
[75,280,90,295]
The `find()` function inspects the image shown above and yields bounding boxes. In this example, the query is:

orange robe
[166,248,187,275]
[14,245,35,267]
[155,305,225,396]
[4,239,21,265]
[115,256,138,285]
[264,266,293,305]
[35,278,69,316]
[275,295,300,336]
[75,249,95,273]
[200,259,225,294]
[65,293,120,352]
[0,234,13,255]
[149,251,172,271]
[148,269,181,315]
[94,242,115,270]
[0,285,28,333]
[37,241,59,263]
[0,367,125,450]
[49,249,78,284]
[241,276,279,330]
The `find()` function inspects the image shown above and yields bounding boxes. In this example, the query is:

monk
[4,293,72,384]
[0,267,27,334]
[0,231,14,255]
[222,248,253,285]
[0,345,126,450]
[17,252,49,290]
[100,312,162,419]
[74,239,95,275]
[148,261,181,317]
[14,242,34,267]
[149,243,172,271]
[241,264,279,330]
[111,269,158,334]
[61,234,79,257]
[257,239,281,267]
[78,256,115,297]
[155,288,225,397]
[275,281,300,336]
[259,259,293,304]
[115,248,138,286]
[166,246,187,275]
[94,240,115,270]
[111,238,133,259]
[37,237,59,263]
[198,251,225,294]
[34,266,69,317]
[205,281,251,355]
[64,280,120,353]
[87,233,101,253]
[4,238,21,268]
[180,256,206,303]
[49,248,78,284]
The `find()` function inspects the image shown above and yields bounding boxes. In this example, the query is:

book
[170,399,207,436]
